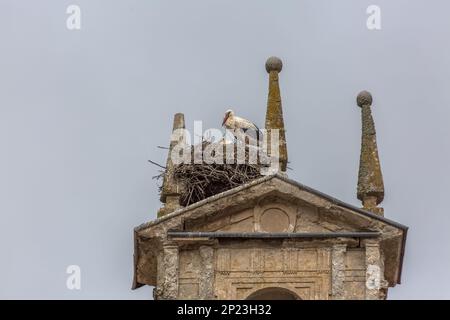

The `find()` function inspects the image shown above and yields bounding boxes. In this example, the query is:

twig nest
[168,141,269,206]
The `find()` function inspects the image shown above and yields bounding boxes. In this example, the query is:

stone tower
[132,57,407,300]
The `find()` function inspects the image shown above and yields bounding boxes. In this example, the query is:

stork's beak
[222,114,228,126]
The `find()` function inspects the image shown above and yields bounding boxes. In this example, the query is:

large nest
[159,141,270,207]
[175,162,261,206]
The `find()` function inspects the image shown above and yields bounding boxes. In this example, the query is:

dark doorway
[246,287,300,300]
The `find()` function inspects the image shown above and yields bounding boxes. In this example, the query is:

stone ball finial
[357,90,373,107]
[265,56,283,73]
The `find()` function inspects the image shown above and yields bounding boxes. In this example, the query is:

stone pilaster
[331,244,347,300]
[160,242,179,300]
[199,245,215,299]
[365,241,386,300]
[153,251,164,300]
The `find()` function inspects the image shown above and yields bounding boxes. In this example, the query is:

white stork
[222,109,261,143]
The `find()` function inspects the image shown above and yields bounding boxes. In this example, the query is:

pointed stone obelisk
[158,113,186,217]
[265,56,288,173]
[356,91,384,215]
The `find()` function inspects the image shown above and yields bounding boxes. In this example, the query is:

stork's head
[222,109,234,126]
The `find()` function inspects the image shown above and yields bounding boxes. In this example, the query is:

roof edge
[275,174,408,231]
[134,174,276,232]
[135,173,408,232]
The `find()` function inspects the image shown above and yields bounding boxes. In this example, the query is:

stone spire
[356,91,384,215]
[158,113,185,217]
[265,56,288,172]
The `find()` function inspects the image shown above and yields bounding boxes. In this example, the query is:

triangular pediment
[185,194,364,234]
[136,174,406,238]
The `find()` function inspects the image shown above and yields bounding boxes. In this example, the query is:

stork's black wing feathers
[242,123,262,142]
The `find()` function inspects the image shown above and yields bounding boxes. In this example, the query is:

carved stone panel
[214,246,331,300]
[254,203,297,232]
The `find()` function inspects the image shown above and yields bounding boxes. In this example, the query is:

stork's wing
[235,116,258,131]
[235,117,261,141]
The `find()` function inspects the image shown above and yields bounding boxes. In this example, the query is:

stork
[222,109,261,143]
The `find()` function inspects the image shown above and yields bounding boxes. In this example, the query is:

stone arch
[246,287,301,300]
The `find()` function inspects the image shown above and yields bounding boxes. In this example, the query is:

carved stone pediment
[185,197,364,234]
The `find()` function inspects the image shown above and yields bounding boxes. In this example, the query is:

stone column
[160,242,179,300]
[199,245,215,300]
[365,241,385,300]
[331,244,347,300]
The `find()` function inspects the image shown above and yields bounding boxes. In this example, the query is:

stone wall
[155,240,383,300]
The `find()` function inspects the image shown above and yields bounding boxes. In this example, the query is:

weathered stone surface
[356,91,384,215]
[265,56,283,73]
[199,245,215,299]
[134,175,407,299]
[159,243,179,300]
[158,113,186,217]
[214,244,331,300]
[331,244,347,299]
[161,237,386,300]
[344,249,366,300]
[265,57,287,172]
[364,240,387,300]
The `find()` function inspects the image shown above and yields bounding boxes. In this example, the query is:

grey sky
[1,0,449,299]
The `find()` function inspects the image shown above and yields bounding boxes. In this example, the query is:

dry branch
[154,141,269,206]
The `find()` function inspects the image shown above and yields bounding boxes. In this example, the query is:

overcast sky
[1,0,450,299]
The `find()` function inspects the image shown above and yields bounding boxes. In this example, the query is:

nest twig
[174,162,262,206]
[175,141,267,206]
[153,140,269,206]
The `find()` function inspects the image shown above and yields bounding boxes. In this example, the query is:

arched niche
[246,287,301,300]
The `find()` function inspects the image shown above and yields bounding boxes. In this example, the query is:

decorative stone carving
[331,244,347,300]
[199,246,215,299]
[260,208,289,232]
[134,176,407,300]
[254,202,297,233]
[160,243,179,300]
[364,241,386,300]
